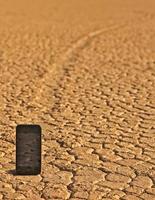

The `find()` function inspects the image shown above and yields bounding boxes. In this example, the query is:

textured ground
[0,0,155,199]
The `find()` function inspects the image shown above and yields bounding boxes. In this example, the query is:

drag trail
[0,0,155,200]
[33,23,126,111]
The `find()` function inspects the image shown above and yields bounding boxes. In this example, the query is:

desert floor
[0,0,155,199]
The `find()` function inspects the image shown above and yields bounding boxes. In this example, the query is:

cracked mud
[0,0,155,199]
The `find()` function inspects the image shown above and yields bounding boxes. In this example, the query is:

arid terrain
[0,0,155,199]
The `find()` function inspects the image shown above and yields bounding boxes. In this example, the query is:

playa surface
[0,0,155,199]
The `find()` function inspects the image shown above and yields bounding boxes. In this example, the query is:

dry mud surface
[0,0,155,199]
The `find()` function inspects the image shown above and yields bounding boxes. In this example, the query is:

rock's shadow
[6,169,36,176]
[7,169,17,175]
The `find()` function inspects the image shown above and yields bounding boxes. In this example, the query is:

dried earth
[0,0,155,199]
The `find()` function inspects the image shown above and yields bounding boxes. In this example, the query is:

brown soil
[0,0,155,199]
